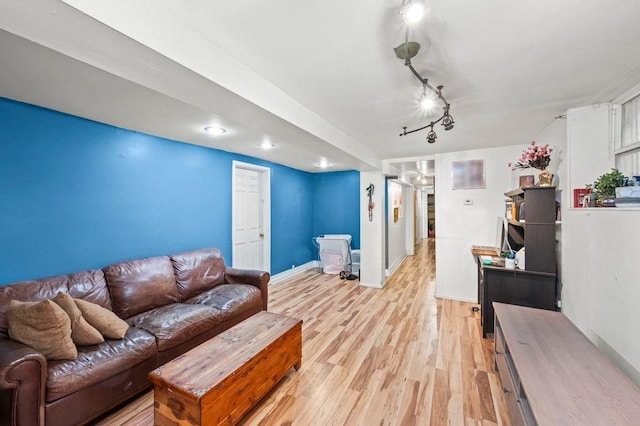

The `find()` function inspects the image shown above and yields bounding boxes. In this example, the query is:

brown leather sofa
[0,248,269,426]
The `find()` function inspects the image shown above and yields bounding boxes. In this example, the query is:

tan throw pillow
[52,292,104,346]
[74,299,129,339]
[7,299,77,360]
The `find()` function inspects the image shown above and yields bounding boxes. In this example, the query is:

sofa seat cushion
[46,327,156,402]
[186,284,262,322]
[126,303,220,352]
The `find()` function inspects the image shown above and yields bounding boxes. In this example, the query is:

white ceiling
[1,0,640,172]
[0,28,365,172]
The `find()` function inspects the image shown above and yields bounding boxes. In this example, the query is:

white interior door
[233,166,266,270]
[232,161,271,272]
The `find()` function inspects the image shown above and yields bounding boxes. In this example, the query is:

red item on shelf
[573,188,590,208]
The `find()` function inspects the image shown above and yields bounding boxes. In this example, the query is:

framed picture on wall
[451,159,486,190]
[389,181,403,218]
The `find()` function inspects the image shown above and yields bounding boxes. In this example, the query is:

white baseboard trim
[434,292,477,304]
[385,254,407,277]
[359,281,385,289]
[269,260,320,285]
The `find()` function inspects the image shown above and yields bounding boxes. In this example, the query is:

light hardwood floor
[93,240,510,425]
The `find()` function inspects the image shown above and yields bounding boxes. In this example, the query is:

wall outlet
[464,199,473,205]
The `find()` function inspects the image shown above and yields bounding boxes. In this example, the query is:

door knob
[259,233,265,238]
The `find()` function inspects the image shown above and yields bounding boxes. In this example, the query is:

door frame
[231,161,271,273]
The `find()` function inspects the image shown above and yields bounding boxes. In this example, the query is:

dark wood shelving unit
[476,186,558,337]
[427,194,435,238]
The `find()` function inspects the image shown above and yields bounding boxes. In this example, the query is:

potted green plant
[590,169,633,207]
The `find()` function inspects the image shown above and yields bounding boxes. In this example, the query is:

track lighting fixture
[395,2,455,144]
[399,85,452,141]
[442,111,455,131]
[426,125,437,144]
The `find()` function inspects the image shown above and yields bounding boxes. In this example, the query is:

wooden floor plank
[91,239,509,425]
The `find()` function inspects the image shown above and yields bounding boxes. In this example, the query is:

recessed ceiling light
[260,141,274,150]
[402,2,425,25]
[204,126,227,135]
[317,159,330,169]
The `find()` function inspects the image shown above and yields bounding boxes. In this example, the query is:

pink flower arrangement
[508,141,552,170]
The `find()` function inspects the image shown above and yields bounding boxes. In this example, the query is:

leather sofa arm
[224,268,270,311]
[0,338,47,426]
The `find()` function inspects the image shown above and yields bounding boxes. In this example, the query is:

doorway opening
[427,192,436,239]
[231,161,271,273]
[383,158,436,276]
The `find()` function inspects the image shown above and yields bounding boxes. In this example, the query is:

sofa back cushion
[0,270,109,337]
[170,248,226,301]
[66,270,113,310]
[103,256,179,319]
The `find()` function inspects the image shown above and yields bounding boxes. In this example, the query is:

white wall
[421,191,428,239]
[405,187,415,256]
[567,105,612,191]
[562,209,640,383]
[435,145,523,302]
[562,104,640,384]
[415,189,424,243]
[360,171,386,288]
[387,181,408,274]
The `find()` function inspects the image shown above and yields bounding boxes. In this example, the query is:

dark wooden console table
[494,303,640,425]
[476,259,555,337]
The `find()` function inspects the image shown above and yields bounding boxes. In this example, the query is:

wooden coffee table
[149,311,302,425]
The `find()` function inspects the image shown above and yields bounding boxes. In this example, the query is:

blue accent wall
[270,166,314,273]
[0,98,333,284]
[312,171,360,249]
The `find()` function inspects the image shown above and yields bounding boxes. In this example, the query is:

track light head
[427,128,437,144]
[442,113,455,131]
